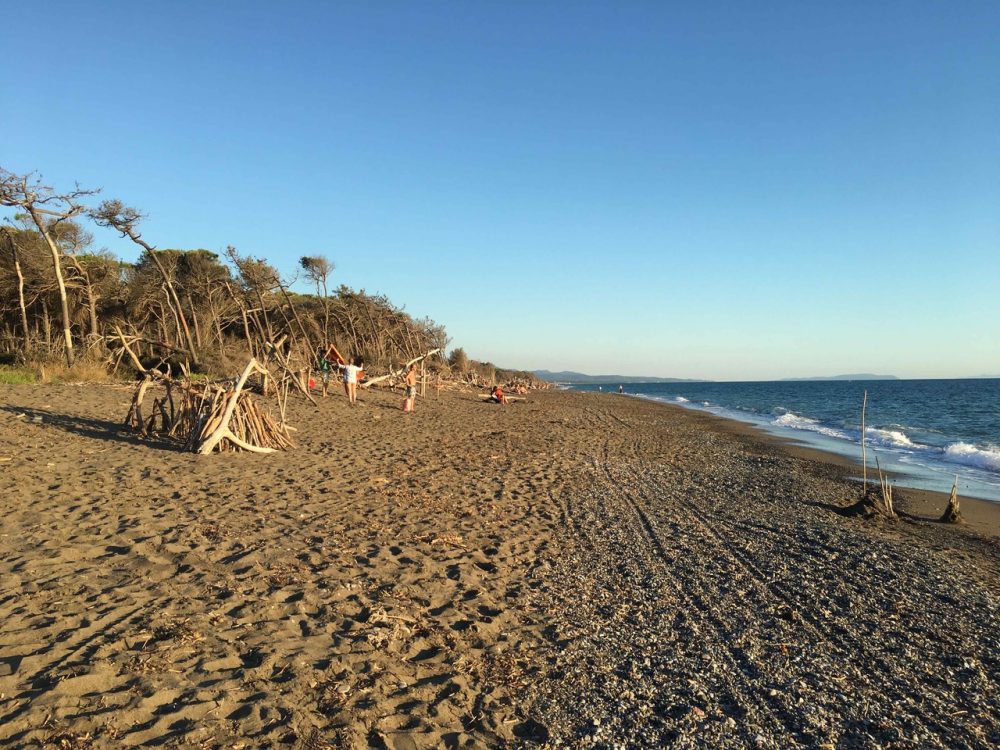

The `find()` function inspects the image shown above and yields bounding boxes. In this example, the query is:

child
[402,363,418,412]
[342,356,363,404]
[490,384,509,405]
[317,346,333,397]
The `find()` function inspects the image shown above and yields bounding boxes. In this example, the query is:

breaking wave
[772,412,851,440]
[866,427,917,449]
[943,443,1000,473]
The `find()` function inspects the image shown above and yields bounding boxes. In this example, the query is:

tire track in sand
[599,404,977,747]
[579,407,805,744]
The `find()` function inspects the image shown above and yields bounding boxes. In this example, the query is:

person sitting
[490,385,509,405]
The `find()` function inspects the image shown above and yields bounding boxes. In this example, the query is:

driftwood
[940,476,962,523]
[263,337,317,406]
[874,455,897,518]
[193,359,285,453]
[361,348,441,389]
[123,358,295,454]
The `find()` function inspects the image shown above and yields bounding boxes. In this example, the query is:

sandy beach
[1,385,998,749]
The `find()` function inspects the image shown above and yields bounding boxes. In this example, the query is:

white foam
[866,427,918,449]
[674,396,689,403]
[943,442,1000,473]
[772,412,851,440]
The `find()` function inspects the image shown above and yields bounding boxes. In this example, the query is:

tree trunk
[275,278,314,354]
[141,250,197,364]
[320,278,330,347]
[187,293,203,349]
[87,292,100,338]
[6,234,31,350]
[26,206,75,367]
[65,253,100,339]
[214,314,225,348]
[41,297,52,348]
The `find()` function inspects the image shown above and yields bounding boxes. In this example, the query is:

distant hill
[779,373,899,382]
[533,370,706,384]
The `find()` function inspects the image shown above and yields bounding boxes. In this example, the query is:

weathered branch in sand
[940,475,962,523]
[361,348,441,388]
[874,455,896,518]
[196,359,272,454]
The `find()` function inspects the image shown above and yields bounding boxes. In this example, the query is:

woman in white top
[342,356,363,404]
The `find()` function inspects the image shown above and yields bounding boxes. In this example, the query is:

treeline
[0,167,448,377]
[445,347,540,389]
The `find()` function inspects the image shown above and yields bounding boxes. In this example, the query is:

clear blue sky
[4,1,998,380]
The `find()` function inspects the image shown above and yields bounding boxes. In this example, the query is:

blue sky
[3,1,998,380]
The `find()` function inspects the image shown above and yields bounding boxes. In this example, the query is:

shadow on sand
[1,405,180,452]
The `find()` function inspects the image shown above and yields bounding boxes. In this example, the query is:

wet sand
[1,385,998,749]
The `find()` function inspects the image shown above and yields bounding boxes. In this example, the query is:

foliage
[0,365,36,384]
[0,166,451,377]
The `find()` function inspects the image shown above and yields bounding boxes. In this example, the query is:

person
[342,355,363,405]
[317,346,333,398]
[402,363,418,412]
[619,384,624,395]
[490,384,509,405]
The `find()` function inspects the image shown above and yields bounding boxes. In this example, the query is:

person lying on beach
[402,363,418,412]
[489,385,509,405]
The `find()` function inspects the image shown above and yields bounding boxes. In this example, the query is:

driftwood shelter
[123,357,295,454]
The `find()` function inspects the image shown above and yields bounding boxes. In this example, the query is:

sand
[0,385,998,749]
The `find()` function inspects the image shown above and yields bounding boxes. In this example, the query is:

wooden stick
[861,390,868,491]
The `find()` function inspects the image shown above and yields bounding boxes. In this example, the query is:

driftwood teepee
[124,358,295,454]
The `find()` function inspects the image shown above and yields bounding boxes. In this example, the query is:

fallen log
[361,348,441,389]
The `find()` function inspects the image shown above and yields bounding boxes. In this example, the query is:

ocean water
[572,379,1000,503]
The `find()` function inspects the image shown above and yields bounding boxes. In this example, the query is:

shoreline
[616,392,1000,536]
[615,389,1000,513]
[2,383,998,747]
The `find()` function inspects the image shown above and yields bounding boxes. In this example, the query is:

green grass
[0,366,38,385]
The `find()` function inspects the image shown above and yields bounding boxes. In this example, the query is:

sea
[570,379,1000,503]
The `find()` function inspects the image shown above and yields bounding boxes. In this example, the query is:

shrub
[0,366,37,384]
[28,359,116,384]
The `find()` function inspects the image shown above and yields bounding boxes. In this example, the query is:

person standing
[317,346,333,398]
[403,363,418,412]
[342,356,363,405]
